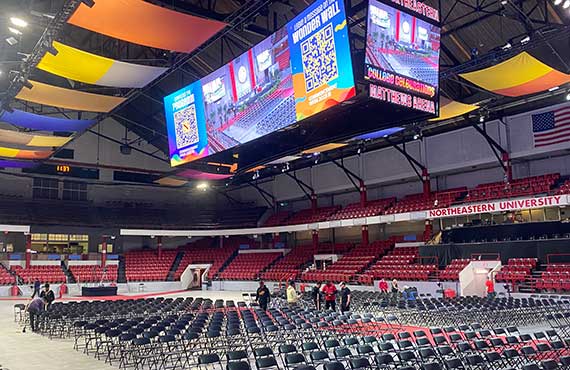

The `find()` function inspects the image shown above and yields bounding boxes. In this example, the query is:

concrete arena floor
[0,290,244,370]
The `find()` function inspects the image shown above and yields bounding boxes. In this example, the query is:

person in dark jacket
[339,282,351,313]
[32,279,41,298]
[311,282,323,310]
[256,281,271,311]
[27,297,47,332]
[39,283,55,309]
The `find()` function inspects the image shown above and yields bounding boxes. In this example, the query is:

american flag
[532,106,570,148]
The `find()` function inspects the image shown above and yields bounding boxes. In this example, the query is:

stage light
[479,115,485,123]
[566,92,570,101]
[502,42,512,50]
[520,35,530,44]
[21,79,33,89]
[10,17,28,28]
[413,134,420,140]
[8,27,22,35]
[564,0,570,8]
[549,86,560,92]
[5,37,18,46]
[46,43,58,56]
[554,0,563,5]
[196,182,209,190]
[501,0,507,4]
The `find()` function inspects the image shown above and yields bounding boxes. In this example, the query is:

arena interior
[0,0,570,369]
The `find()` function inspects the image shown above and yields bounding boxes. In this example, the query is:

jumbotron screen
[365,0,440,115]
[164,0,356,167]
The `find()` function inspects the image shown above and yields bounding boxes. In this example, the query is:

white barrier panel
[0,224,30,233]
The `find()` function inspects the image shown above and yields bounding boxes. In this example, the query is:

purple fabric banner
[0,109,95,132]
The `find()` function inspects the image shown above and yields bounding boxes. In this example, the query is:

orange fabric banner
[16,80,126,112]
[68,0,226,53]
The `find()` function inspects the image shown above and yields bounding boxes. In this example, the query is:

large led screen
[164,0,355,167]
[365,0,440,115]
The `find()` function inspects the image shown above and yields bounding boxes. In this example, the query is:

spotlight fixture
[21,79,33,89]
[413,134,420,140]
[196,182,209,190]
[554,0,563,4]
[8,27,22,35]
[479,115,485,123]
[549,86,560,92]
[520,35,530,44]
[81,0,96,7]
[46,42,58,56]
[5,37,18,46]
[10,17,28,28]
[501,0,507,4]
[502,42,512,50]
[566,91,570,101]
[564,0,570,8]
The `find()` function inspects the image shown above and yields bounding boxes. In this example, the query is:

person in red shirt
[378,279,389,295]
[322,281,338,311]
[485,278,496,298]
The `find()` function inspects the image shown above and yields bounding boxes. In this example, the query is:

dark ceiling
[0,0,569,185]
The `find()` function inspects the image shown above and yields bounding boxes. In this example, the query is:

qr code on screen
[173,105,199,149]
[300,23,338,93]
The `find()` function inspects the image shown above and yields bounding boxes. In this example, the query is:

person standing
[286,281,299,307]
[391,279,399,299]
[27,297,46,332]
[339,282,351,313]
[378,279,389,295]
[485,277,496,299]
[39,283,55,309]
[256,281,271,311]
[311,282,323,310]
[32,279,41,298]
[322,281,338,311]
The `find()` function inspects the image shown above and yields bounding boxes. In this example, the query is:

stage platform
[81,286,118,297]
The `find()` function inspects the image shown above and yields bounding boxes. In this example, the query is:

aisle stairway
[117,256,127,283]
[167,251,185,281]
[61,261,75,283]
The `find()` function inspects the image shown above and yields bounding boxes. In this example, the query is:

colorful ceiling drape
[37,41,168,88]
[0,159,38,168]
[429,97,479,122]
[460,52,570,97]
[0,147,53,159]
[0,109,94,132]
[0,128,71,147]
[16,80,126,112]
[68,0,226,53]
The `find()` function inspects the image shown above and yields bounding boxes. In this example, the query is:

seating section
[11,265,66,283]
[263,211,291,227]
[69,265,118,283]
[124,250,177,281]
[302,240,395,283]
[218,252,282,280]
[555,179,570,195]
[439,259,471,281]
[175,240,239,280]
[0,266,16,285]
[361,247,436,281]
[535,263,570,292]
[466,173,559,202]
[385,188,466,214]
[496,258,537,283]
[260,246,315,281]
[286,206,340,225]
[328,198,395,220]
